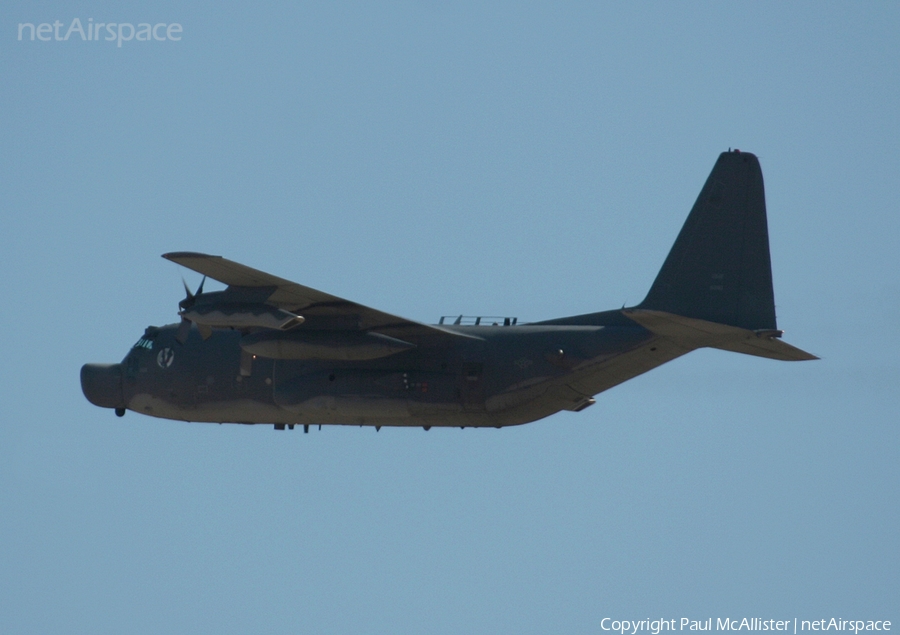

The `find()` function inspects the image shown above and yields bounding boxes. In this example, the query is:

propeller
[175,276,210,344]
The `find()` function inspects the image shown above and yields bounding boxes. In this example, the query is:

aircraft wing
[162,252,475,342]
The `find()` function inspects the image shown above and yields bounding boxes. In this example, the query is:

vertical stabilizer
[638,151,776,331]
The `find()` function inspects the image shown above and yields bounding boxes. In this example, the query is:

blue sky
[2,3,898,634]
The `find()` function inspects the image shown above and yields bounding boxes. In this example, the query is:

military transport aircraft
[81,151,816,431]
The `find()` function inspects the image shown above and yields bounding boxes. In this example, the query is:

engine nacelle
[240,330,415,361]
[181,303,304,330]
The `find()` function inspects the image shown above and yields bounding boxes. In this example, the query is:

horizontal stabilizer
[623,309,818,361]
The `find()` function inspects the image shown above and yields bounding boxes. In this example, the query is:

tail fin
[639,150,776,331]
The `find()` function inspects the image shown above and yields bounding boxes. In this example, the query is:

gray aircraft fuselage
[87,311,660,429]
[81,151,816,430]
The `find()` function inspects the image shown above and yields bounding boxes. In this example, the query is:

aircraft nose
[80,363,125,409]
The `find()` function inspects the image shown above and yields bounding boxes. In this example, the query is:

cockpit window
[132,338,154,350]
[132,326,159,350]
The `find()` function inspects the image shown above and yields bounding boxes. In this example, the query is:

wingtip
[162,252,223,261]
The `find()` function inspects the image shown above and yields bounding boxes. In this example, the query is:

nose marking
[157,348,175,368]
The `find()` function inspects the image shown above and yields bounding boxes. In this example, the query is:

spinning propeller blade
[175,276,208,344]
